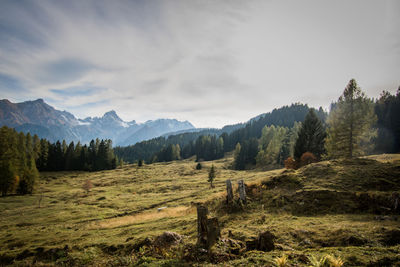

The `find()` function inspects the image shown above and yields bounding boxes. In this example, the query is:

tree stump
[206,217,220,249]
[197,205,208,248]
[393,192,399,212]
[226,179,233,205]
[197,205,220,250]
[238,180,246,204]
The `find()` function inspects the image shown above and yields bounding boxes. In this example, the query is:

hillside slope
[0,155,399,266]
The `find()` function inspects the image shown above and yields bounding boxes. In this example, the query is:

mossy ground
[0,154,399,266]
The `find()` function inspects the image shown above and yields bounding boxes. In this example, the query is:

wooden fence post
[238,180,246,204]
[226,179,233,205]
[197,205,208,248]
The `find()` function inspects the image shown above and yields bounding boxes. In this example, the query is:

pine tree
[173,144,181,160]
[17,132,27,171]
[97,140,107,170]
[374,88,400,153]
[37,139,49,171]
[73,142,83,170]
[256,125,288,166]
[88,140,97,171]
[17,156,38,194]
[65,142,75,170]
[294,109,326,160]
[32,134,41,161]
[18,133,38,194]
[288,122,302,157]
[0,127,18,195]
[105,140,115,169]
[325,79,377,158]
[233,142,246,170]
[208,165,216,188]
[196,162,202,170]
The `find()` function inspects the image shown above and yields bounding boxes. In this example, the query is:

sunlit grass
[0,154,399,265]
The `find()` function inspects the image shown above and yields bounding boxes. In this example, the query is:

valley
[1,1,400,266]
[1,154,399,266]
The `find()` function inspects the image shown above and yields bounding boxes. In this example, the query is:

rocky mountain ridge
[0,99,195,145]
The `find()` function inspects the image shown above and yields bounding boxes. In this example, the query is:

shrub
[300,152,317,167]
[196,163,202,170]
[138,159,143,167]
[284,157,297,169]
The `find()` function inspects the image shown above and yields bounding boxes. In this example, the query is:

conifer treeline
[151,104,325,164]
[234,82,400,169]
[115,103,321,163]
[0,127,39,196]
[37,138,117,172]
[123,82,400,169]
[0,126,117,196]
[374,88,400,153]
[114,125,243,164]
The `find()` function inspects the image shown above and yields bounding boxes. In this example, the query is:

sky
[0,0,399,128]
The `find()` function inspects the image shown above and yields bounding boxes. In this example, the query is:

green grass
[0,154,399,266]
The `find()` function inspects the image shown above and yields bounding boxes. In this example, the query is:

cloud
[40,58,94,84]
[0,0,399,128]
[50,84,106,97]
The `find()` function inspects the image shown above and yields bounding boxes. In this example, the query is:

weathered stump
[245,231,275,252]
[392,192,399,212]
[197,205,209,248]
[197,205,220,250]
[206,217,220,249]
[238,180,246,204]
[226,179,233,205]
[257,231,275,251]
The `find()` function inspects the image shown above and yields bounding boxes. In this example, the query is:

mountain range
[0,99,195,146]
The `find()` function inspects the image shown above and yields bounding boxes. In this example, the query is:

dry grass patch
[364,153,400,163]
[88,206,195,229]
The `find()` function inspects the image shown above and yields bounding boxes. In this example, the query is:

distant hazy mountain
[0,99,195,145]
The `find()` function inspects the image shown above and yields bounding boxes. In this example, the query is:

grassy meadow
[1,154,400,266]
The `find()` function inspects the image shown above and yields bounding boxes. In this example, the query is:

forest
[0,130,117,196]
[114,103,326,163]
[116,80,400,171]
[1,79,400,196]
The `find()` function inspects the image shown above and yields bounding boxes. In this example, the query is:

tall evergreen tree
[17,132,27,171]
[233,143,244,170]
[32,134,41,161]
[74,142,83,170]
[374,88,400,153]
[325,79,377,158]
[0,127,18,195]
[256,125,288,166]
[208,165,216,188]
[0,127,40,195]
[65,141,75,170]
[18,155,38,194]
[37,139,49,171]
[294,109,326,160]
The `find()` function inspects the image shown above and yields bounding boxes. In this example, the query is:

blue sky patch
[0,72,26,92]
